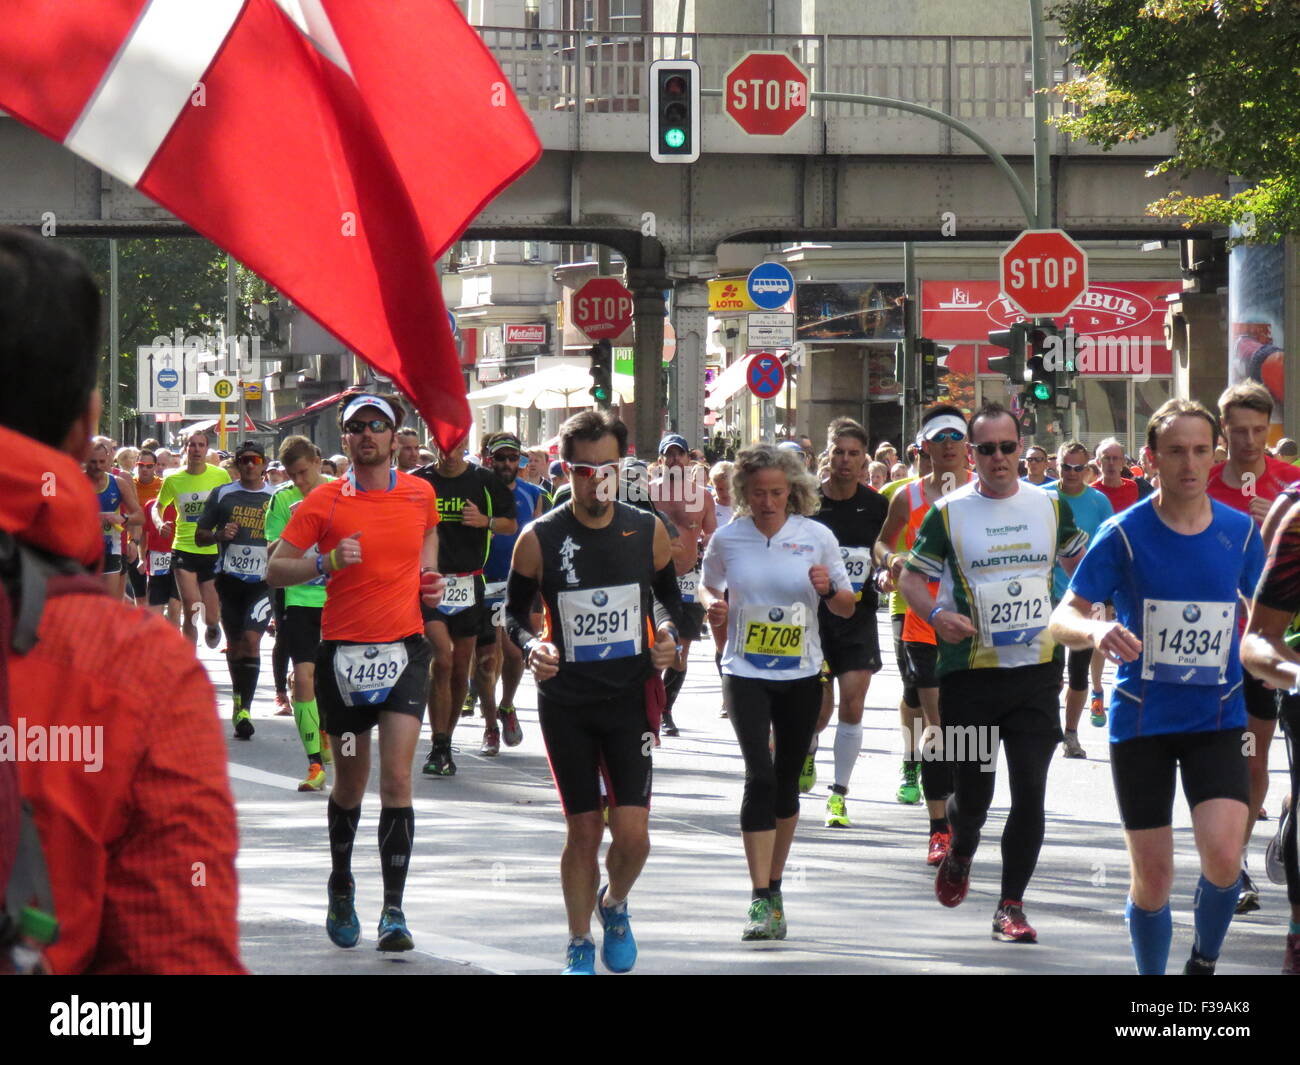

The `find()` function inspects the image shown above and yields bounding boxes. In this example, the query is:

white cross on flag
[0,0,540,451]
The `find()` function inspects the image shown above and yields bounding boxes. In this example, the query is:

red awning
[270,390,348,425]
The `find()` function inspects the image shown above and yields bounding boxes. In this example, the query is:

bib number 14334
[1142,599,1233,685]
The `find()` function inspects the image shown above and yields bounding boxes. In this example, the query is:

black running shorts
[216,573,273,638]
[1244,672,1280,723]
[316,634,431,736]
[1110,727,1250,831]
[282,605,323,666]
[1067,646,1094,692]
[147,570,176,607]
[422,599,486,640]
[172,548,217,582]
[538,686,652,816]
[891,613,918,707]
[820,606,882,676]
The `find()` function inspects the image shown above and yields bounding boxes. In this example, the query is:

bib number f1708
[740,603,807,670]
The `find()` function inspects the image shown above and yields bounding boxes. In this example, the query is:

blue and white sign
[746,262,795,311]
[448,311,459,337]
[136,345,184,414]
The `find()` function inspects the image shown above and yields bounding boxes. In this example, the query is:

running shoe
[499,705,523,747]
[233,707,254,740]
[204,624,222,649]
[298,763,327,792]
[741,898,777,944]
[326,878,360,948]
[662,710,679,737]
[422,737,456,777]
[825,792,850,828]
[480,727,500,757]
[1182,952,1216,976]
[927,828,952,866]
[798,753,817,794]
[1283,933,1299,975]
[1089,692,1106,727]
[934,852,971,908]
[376,906,414,952]
[1235,870,1260,915]
[274,692,293,716]
[1265,797,1291,885]
[460,691,475,718]
[1061,732,1087,759]
[719,707,729,718]
[770,891,787,940]
[562,938,596,975]
[595,885,637,973]
[992,902,1037,943]
[320,731,332,765]
[896,761,921,805]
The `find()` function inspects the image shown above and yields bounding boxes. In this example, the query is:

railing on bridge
[477,27,1074,121]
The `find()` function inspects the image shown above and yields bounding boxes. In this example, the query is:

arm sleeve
[903,504,949,581]
[505,570,541,649]
[1067,518,1122,604]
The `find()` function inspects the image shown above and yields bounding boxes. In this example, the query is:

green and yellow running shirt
[905,481,1086,675]
[155,465,231,555]
[264,478,334,608]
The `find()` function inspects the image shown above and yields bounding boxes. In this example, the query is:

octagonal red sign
[572,277,634,340]
[724,52,809,137]
[999,229,1089,318]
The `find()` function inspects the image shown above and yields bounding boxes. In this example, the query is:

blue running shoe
[562,937,596,974]
[376,906,414,952]
[596,884,638,973]
[326,879,360,948]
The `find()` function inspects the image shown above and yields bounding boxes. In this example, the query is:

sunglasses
[1027,455,1047,462]
[493,452,520,462]
[237,454,263,465]
[927,429,966,443]
[565,461,619,479]
[1061,461,1089,472]
[974,441,1020,456]
[344,418,393,435]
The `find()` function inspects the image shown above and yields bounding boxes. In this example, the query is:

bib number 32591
[974,574,1050,647]
[333,642,411,707]
[557,584,642,663]
[1142,599,1233,685]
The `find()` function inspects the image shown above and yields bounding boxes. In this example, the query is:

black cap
[235,439,265,458]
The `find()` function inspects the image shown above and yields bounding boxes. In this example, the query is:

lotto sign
[747,354,785,399]
[724,52,809,136]
[999,229,1089,318]
[572,278,634,341]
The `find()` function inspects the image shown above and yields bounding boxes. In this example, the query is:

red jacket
[0,425,242,973]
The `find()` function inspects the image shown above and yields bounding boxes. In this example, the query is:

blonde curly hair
[731,444,822,518]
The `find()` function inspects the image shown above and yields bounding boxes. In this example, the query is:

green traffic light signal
[664,128,686,149]
[1031,381,1052,402]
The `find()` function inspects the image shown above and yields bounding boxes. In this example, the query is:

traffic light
[986,323,1028,387]
[918,338,952,404]
[1025,323,1057,405]
[588,339,613,410]
[649,60,700,163]
[1023,322,1074,409]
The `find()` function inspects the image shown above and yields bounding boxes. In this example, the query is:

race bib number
[840,546,872,600]
[974,574,1051,647]
[1141,599,1234,685]
[740,604,807,670]
[437,573,479,615]
[333,641,410,707]
[224,544,268,581]
[557,583,642,663]
[677,570,699,603]
[148,550,172,576]
[181,491,208,523]
[484,581,508,628]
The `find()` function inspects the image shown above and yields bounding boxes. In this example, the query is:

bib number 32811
[974,574,1050,647]
[1142,599,1233,685]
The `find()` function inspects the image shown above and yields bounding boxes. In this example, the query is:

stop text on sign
[998,228,1089,318]
[576,295,632,322]
[729,78,807,112]
[1005,256,1079,292]
[723,52,809,137]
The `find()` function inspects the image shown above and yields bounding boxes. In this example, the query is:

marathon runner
[155,428,231,648]
[1205,381,1300,913]
[809,417,888,828]
[268,393,444,953]
[1049,441,1114,759]
[506,411,690,974]
[140,494,181,625]
[1051,398,1261,974]
[875,406,973,866]
[86,436,141,599]
[196,440,275,740]
[701,444,854,944]
[651,433,716,737]
[1241,489,1300,974]
[411,431,516,774]
[127,447,162,605]
[264,435,335,791]
[471,431,544,755]
[900,401,1086,944]
[395,427,423,473]
[1022,444,1055,487]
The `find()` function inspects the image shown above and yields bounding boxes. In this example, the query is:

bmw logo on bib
[1007,581,1021,597]
[592,590,608,607]
[1183,604,1201,623]
[365,646,379,659]
[769,607,785,622]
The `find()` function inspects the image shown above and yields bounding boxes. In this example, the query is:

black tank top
[533,500,658,704]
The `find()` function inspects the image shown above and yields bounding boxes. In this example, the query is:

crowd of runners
[86,381,1300,978]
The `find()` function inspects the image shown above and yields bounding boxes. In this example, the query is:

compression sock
[1192,873,1241,962]
[327,797,361,894]
[753,886,773,902]
[238,657,261,711]
[293,699,322,757]
[377,806,415,909]
[833,722,863,792]
[663,667,687,710]
[225,652,240,704]
[1125,898,1173,976]
[768,878,782,894]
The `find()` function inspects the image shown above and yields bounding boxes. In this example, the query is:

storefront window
[1074,378,1129,455]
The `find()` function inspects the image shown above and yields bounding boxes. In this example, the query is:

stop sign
[724,52,809,137]
[572,277,634,341]
[999,229,1089,318]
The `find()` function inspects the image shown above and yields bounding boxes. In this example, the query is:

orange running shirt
[280,469,439,642]
[901,479,939,645]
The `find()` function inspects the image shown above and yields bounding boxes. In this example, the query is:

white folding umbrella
[468,362,634,410]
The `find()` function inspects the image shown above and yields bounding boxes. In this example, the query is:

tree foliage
[1050,0,1300,241]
